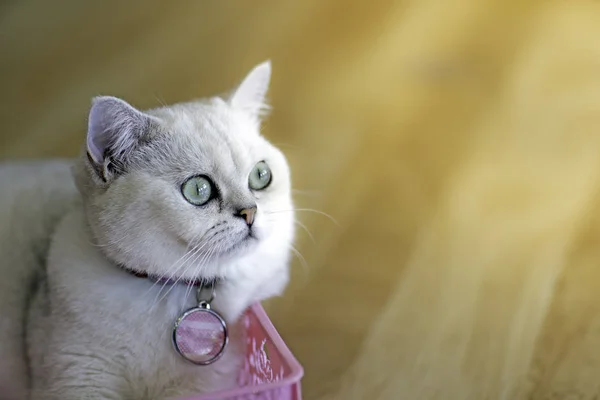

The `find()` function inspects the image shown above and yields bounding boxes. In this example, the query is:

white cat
[0,61,295,400]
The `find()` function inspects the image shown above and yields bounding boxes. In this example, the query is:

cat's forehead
[145,100,264,177]
[151,100,254,137]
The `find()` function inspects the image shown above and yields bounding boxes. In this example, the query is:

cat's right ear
[86,96,152,182]
[229,60,272,123]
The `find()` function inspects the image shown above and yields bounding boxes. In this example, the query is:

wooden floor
[3,1,600,399]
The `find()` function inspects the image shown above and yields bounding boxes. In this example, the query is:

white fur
[0,61,295,399]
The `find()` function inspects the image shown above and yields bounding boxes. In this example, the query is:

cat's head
[73,61,294,294]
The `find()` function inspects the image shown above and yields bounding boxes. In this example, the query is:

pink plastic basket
[180,303,303,400]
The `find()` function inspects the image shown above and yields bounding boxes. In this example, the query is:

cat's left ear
[86,96,156,182]
[229,60,271,121]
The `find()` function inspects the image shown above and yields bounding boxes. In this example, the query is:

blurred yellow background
[3,1,600,399]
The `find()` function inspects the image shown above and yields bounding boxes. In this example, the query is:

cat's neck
[116,263,220,289]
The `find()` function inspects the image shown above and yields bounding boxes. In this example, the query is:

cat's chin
[217,233,260,259]
[153,234,260,281]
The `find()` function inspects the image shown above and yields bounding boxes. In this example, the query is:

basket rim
[179,302,304,399]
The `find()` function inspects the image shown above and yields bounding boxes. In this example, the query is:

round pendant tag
[172,306,228,365]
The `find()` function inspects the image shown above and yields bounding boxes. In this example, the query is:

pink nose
[236,207,257,226]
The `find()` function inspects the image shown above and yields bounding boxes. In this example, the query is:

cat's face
[76,62,294,285]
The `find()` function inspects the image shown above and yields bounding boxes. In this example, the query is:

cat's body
[0,61,295,399]
[0,160,79,400]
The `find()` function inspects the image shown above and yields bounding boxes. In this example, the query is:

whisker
[156,263,193,305]
[174,239,225,306]
[148,262,189,311]
[160,241,220,305]
[146,239,212,308]
[294,219,315,243]
[147,246,196,298]
[151,242,210,306]
[289,244,309,272]
[182,254,203,304]
[152,93,168,107]
[182,243,217,303]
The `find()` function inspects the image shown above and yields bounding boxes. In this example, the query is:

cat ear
[229,60,271,120]
[86,96,153,179]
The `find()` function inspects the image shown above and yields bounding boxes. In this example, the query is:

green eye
[181,176,213,206]
[248,161,272,190]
